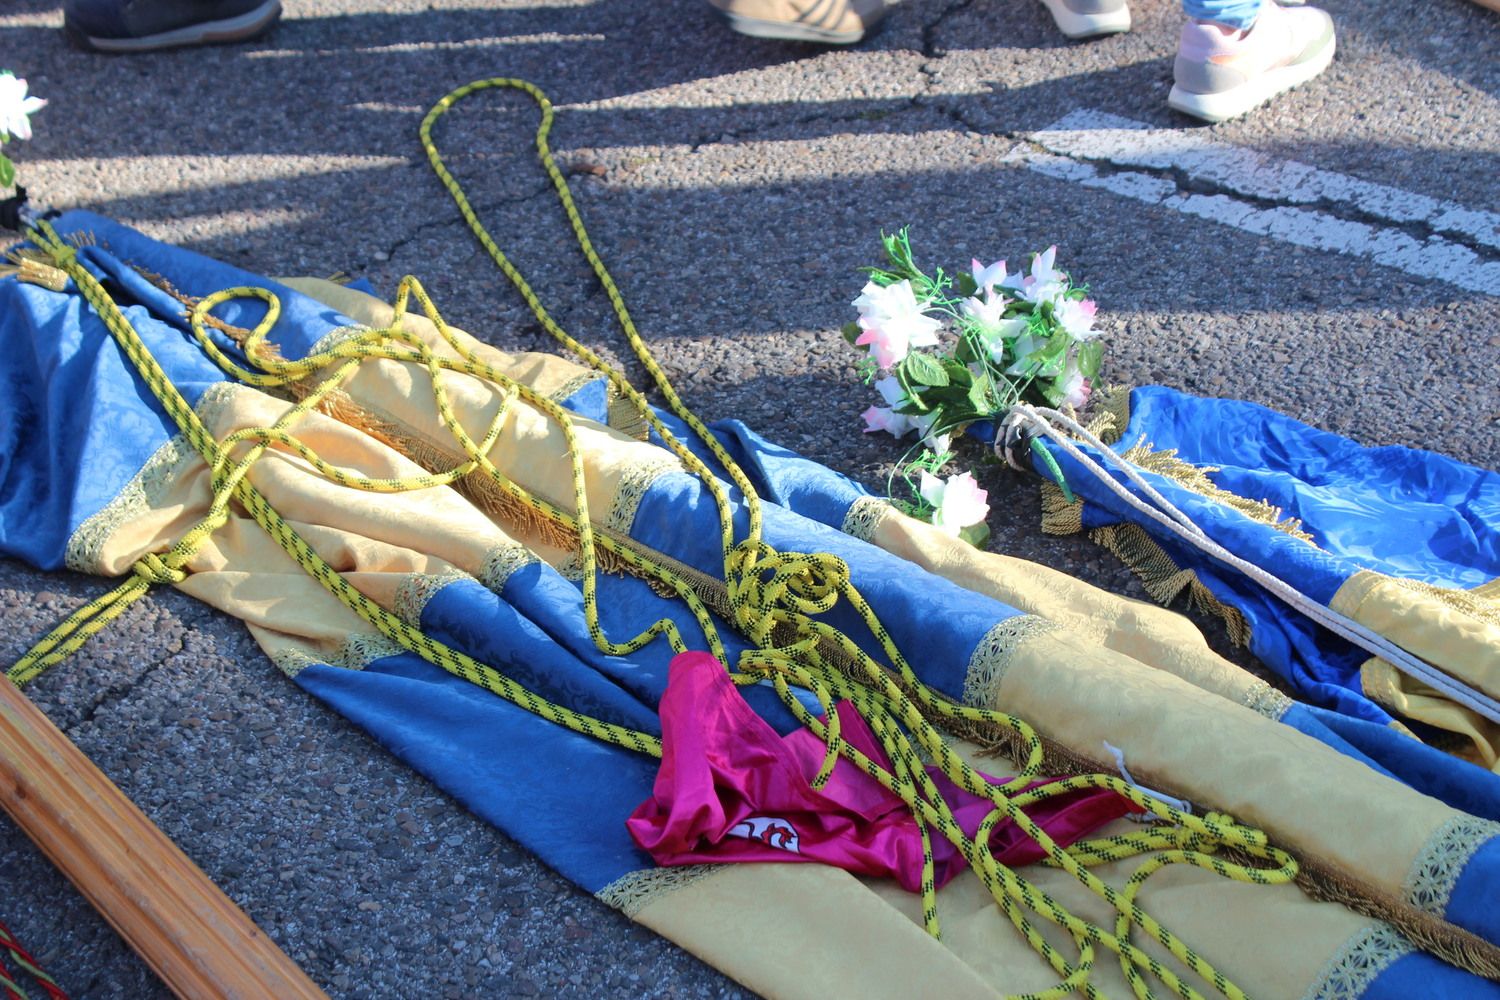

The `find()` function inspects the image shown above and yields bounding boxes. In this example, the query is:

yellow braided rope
[4,79,1309,998]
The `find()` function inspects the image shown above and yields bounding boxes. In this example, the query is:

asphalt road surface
[0,0,1495,995]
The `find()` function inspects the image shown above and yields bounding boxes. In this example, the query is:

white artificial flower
[1055,356,1092,410]
[851,279,942,369]
[1017,245,1068,304]
[0,73,45,142]
[918,471,989,536]
[970,257,1009,294]
[960,291,1009,336]
[1054,297,1099,341]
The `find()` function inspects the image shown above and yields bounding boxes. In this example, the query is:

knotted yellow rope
[6,79,1305,999]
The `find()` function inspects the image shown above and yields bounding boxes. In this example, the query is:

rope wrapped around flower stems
[1001,403,1500,727]
[10,82,1302,1000]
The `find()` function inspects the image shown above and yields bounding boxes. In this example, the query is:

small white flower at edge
[0,73,45,142]
[919,471,989,536]
[1054,297,1099,340]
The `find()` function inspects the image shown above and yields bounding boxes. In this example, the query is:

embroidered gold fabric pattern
[1242,679,1294,721]
[394,568,474,625]
[1303,923,1413,1000]
[1402,816,1500,916]
[478,541,541,593]
[961,615,1060,710]
[595,864,723,919]
[840,496,893,543]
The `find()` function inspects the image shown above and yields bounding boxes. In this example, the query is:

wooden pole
[0,678,329,999]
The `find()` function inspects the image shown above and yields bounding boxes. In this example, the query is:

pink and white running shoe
[1039,0,1132,39]
[1168,1,1336,123]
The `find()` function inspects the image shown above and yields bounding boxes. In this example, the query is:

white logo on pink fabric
[726,816,801,854]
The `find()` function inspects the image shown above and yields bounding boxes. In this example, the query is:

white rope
[1008,404,1500,728]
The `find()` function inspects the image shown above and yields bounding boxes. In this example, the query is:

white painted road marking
[1005,110,1500,297]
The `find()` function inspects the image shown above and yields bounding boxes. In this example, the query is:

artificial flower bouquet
[0,70,45,191]
[845,229,1104,543]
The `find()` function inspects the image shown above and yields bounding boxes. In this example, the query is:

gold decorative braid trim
[1242,679,1294,721]
[840,495,893,543]
[1302,923,1414,1000]
[595,864,723,919]
[961,615,1060,710]
[393,567,474,625]
[63,381,244,575]
[271,631,410,679]
[605,456,684,536]
[606,383,650,441]
[554,552,586,583]
[1402,816,1500,917]
[1390,575,1500,630]
[305,324,369,358]
[1088,521,1252,648]
[478,541,541,593]
[64,433,196,575]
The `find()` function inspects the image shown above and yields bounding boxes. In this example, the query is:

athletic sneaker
[1038,0,1131,39]
[64,0,280,53]
[1168,2,1335,123]
[706,0,887,45]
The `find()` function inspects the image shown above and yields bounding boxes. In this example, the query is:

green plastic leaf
[904,351,950,387]
[842,321,863,346]
[0,155,14,189]
[1077,340,1104,378]
[959,521,991,549]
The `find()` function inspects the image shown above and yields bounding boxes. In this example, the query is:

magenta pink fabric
[627,651,1136,892]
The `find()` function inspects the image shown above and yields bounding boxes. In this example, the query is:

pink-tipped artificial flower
[861,405,913,437]
[970,258,1009,295]
[918,471,989,536]
[1017,245,1068,304]
[1054,297,1099,340]
[851,279,942,370]
[1055,357,1092,410]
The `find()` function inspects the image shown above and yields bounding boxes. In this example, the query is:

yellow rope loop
[132,552,186,585]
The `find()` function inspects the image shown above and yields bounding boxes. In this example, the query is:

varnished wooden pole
[0,678,329,999]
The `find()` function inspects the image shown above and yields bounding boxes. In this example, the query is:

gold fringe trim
[1088,521,1252,648]
[595,864,723,919]
[1085,383,1133,447]
[1039,481,1084,536]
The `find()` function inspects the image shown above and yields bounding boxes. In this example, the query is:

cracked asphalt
[0,0,1496,996]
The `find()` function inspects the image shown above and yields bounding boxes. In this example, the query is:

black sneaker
[64,0,281,53]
